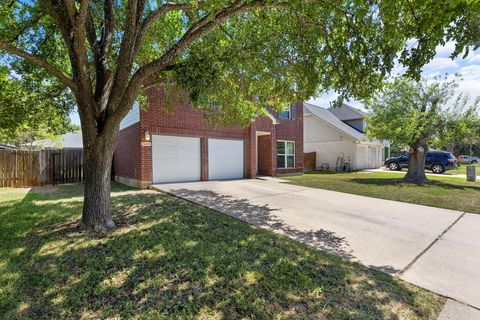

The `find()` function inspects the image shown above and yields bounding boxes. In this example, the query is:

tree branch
[105,0,286,133]
[9,13,44,42]
[100,0,114,57]
[141,2,197,33]
[46,1,98,133]
[0,40,77,91]
[106,0,146,113]
[137,0,285,82]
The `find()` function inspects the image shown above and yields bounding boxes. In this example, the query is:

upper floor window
[278,105,293,120]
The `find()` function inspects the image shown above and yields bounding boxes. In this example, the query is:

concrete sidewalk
[152,178,480,317]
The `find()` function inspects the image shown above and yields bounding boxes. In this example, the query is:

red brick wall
[115,86,304,186]
[275,101,304,174]
[114,123,141,180]
[140,86,251,180]
[142,87,247,136]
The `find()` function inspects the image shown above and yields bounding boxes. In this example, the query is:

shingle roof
[328,103,367,121]
[0,143,16,150]
[29,131,83,149]
[303,102,368,142]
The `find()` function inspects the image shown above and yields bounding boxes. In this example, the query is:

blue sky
[69,41,480,125]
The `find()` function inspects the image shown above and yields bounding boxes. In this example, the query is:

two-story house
[303,102,388,171]
[114,86,303,188]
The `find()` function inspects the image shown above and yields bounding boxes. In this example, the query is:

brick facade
[113,123,148,188]
[275,101,304,174]
[114,86,304,188]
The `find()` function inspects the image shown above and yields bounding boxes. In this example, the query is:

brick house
[114,86,303,188]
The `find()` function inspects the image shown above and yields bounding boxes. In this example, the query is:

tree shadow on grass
[0,184,444,319]
[167,188,354,260]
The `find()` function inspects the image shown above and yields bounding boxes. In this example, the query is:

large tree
[432,101,480,155]
[366,77,479,183]
[0,66,76,146]
[0,0,477,229]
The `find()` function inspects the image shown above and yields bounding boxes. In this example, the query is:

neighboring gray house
[328,104,368,133]
[303,103,389,171]
[28,131,83,149]
[0,143,16,150]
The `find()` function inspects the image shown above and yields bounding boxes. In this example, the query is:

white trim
[119,102,140,130]
[277,140,295,168]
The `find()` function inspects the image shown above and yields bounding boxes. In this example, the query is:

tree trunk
[403,142,429,184]
[79,131,118,230]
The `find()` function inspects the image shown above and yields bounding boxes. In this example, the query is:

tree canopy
[1,0,479,228]
[366,76,479,182]
[0,66,76,146]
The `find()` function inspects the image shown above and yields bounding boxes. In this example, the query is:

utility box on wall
[466,166,476,182]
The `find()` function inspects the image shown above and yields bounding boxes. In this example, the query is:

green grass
[0,183,444,319]
[284,171,480,213]
[446,163,480,175]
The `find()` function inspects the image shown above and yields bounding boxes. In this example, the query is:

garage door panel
[356,145,367,170]
[208,139,244,180]
[369,147,378,169]
[152,135,201,183]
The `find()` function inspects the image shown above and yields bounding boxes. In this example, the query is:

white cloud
[69,109,81,125]
[454,65,480,99]
[391,60,407,76]
[434,41,456,58]
[467,52,480,64]
[307,91,366,111]
[423,57,459,73]
[457,65,480,80]
[306,91,339,108]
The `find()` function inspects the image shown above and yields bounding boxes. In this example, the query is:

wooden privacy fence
[304,152,316,171]
[0,149,83,187]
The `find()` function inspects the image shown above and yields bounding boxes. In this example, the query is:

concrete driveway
[151,178,480,313]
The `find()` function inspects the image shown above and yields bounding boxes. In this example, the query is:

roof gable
[303,103,366,141]
[328,103,367,121]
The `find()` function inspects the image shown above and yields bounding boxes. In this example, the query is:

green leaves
[169,0,409,124]
[366,76,480,152]
[1,0,478,129]
[394,0,480,78]
[0,67,75,145]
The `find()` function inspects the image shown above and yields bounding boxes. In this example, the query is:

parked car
[385,151,457,174]
[457,155,480,164]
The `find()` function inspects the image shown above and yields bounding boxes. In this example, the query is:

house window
[278,105,292,120]
[277,141,295,168]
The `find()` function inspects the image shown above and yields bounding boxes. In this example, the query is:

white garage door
[152,135,201,183]
[356,145,368,170]
[369,146,378,169]
[208,139,244,180]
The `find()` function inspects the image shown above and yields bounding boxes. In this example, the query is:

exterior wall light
[144,130,151,141]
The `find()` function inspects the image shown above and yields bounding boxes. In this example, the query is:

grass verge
[446,163,480,175]
[284,171,480,213]
[0,183,444,319]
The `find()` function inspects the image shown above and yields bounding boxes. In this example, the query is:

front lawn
[0,183,443,319]
[284,171,480,213]
[447,163,480,175]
